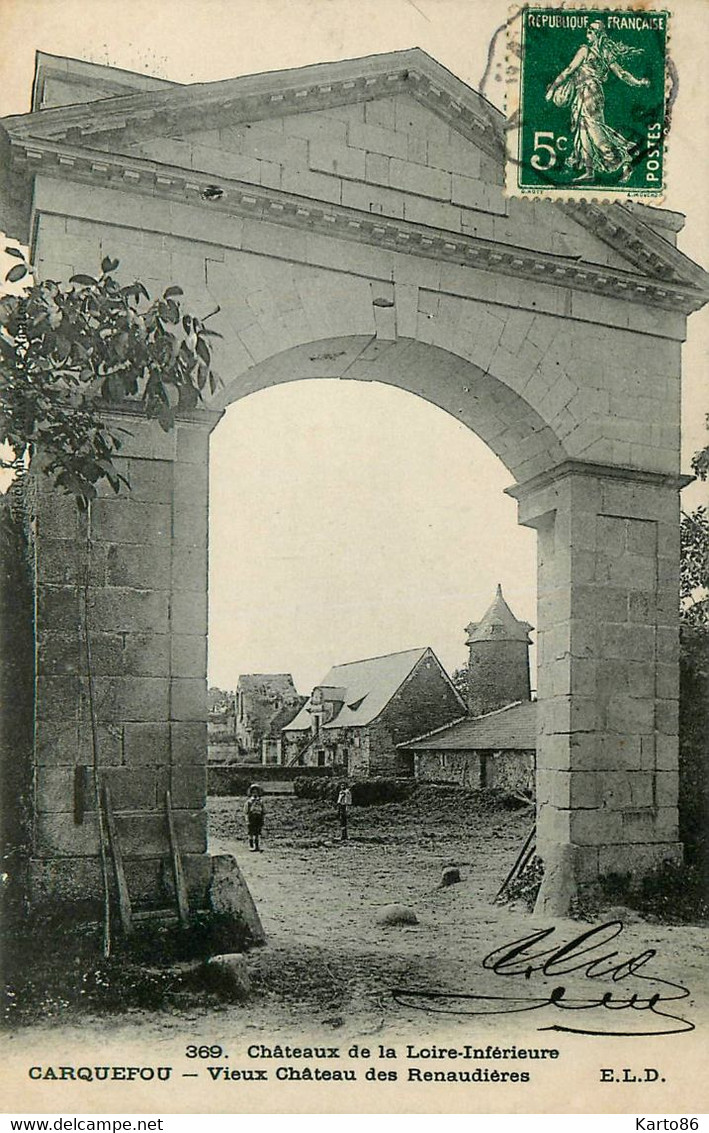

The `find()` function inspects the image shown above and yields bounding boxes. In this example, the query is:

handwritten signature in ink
[392,921,693,1036]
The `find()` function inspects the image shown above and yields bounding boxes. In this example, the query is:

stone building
[234,674,304,757]
[282,647,466,777]
[260,698,309,764]
[402,700,536,790]
[401,587,536,790]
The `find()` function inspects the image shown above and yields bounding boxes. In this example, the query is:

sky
[1,0,707,694]
[208,379,535,692]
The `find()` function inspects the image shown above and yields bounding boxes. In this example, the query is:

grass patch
[571,860,709,924]
[3,907,254,1027]
[613,860,708,923]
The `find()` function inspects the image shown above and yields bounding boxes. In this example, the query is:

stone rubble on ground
[204,951,251,997]
[375,904,419,926]
[439,865,462,887]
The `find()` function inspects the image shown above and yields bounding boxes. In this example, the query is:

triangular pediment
[5,48,497,148]
[31,51,178,112]
[2,48,707,296]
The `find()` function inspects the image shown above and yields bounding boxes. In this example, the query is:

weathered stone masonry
[30,408,220,907]
[512,464,686,891]
[1,48,707,911]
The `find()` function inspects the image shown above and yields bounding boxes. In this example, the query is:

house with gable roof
[282,646,466,778]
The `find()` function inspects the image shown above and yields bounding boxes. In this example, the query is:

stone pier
[512,463,687,908]
[30,408,224,911]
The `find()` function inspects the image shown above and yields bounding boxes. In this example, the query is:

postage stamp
[506,7,670,200]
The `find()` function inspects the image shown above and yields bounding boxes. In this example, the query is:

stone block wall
[28,407,220,911]
[487,750,535,794]
[124,93,668,272]
[30,174,686,491]
[414,750,484,786]
[516,466,683,895]
[413,748,534,792]
[354,723,401,778]
[289,727,365,777]
[281,729,316,770]
[373,653,466,759]
[467,639,531,717]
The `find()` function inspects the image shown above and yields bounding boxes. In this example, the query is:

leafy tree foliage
[208,686,234,712]
[690,413,709,482]
[681,415,709,627]
[451,665,469,701]
[679,418,709,868]
[680,507,709,626]
[0,250,221,506]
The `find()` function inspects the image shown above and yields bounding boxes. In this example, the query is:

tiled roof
[264,697,308,738]
[401,700,537,751]
[465,584,533,645]
[284,647,432,731]
[236,674,298,697]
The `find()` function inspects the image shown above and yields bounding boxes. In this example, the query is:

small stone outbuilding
[401,699,536,792]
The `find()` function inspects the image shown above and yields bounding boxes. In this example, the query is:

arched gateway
[2,49,707,914]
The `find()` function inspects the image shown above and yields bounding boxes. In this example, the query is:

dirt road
[7,790,709,1049]
[205,792,708,1041]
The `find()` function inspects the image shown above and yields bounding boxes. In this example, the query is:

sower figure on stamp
[245,784,265,852]
[545,20,650,182]
[336,782,352,842]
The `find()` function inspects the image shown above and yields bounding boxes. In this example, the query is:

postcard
[1,0,707,1117]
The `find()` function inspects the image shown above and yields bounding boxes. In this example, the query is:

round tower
[465,585,533,717]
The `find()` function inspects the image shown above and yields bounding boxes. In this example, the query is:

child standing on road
[245,784,265,852]
[336,782,352,842]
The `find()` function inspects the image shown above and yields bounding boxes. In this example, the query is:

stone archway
[212,332,692,909]
[211,336,567,483]
[2,47,707,914]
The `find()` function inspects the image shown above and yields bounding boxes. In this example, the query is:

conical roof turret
[464,584,533,645]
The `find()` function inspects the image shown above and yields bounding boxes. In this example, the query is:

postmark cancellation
[506,6,670,201]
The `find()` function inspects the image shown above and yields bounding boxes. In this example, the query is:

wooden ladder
[100,787,192,938]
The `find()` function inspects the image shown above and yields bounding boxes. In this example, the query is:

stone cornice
[506,460,695,501]
[4,49,505,160]
[559,201,708,292]
[31,51,178,113]
[100,400,224,433]
[9,135,706,315]
[3,48,707,301]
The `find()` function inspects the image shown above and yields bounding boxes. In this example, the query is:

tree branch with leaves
[681,413,709,628]
[0,250,221,507]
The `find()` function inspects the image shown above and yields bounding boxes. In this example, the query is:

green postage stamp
[506,7,670,200]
